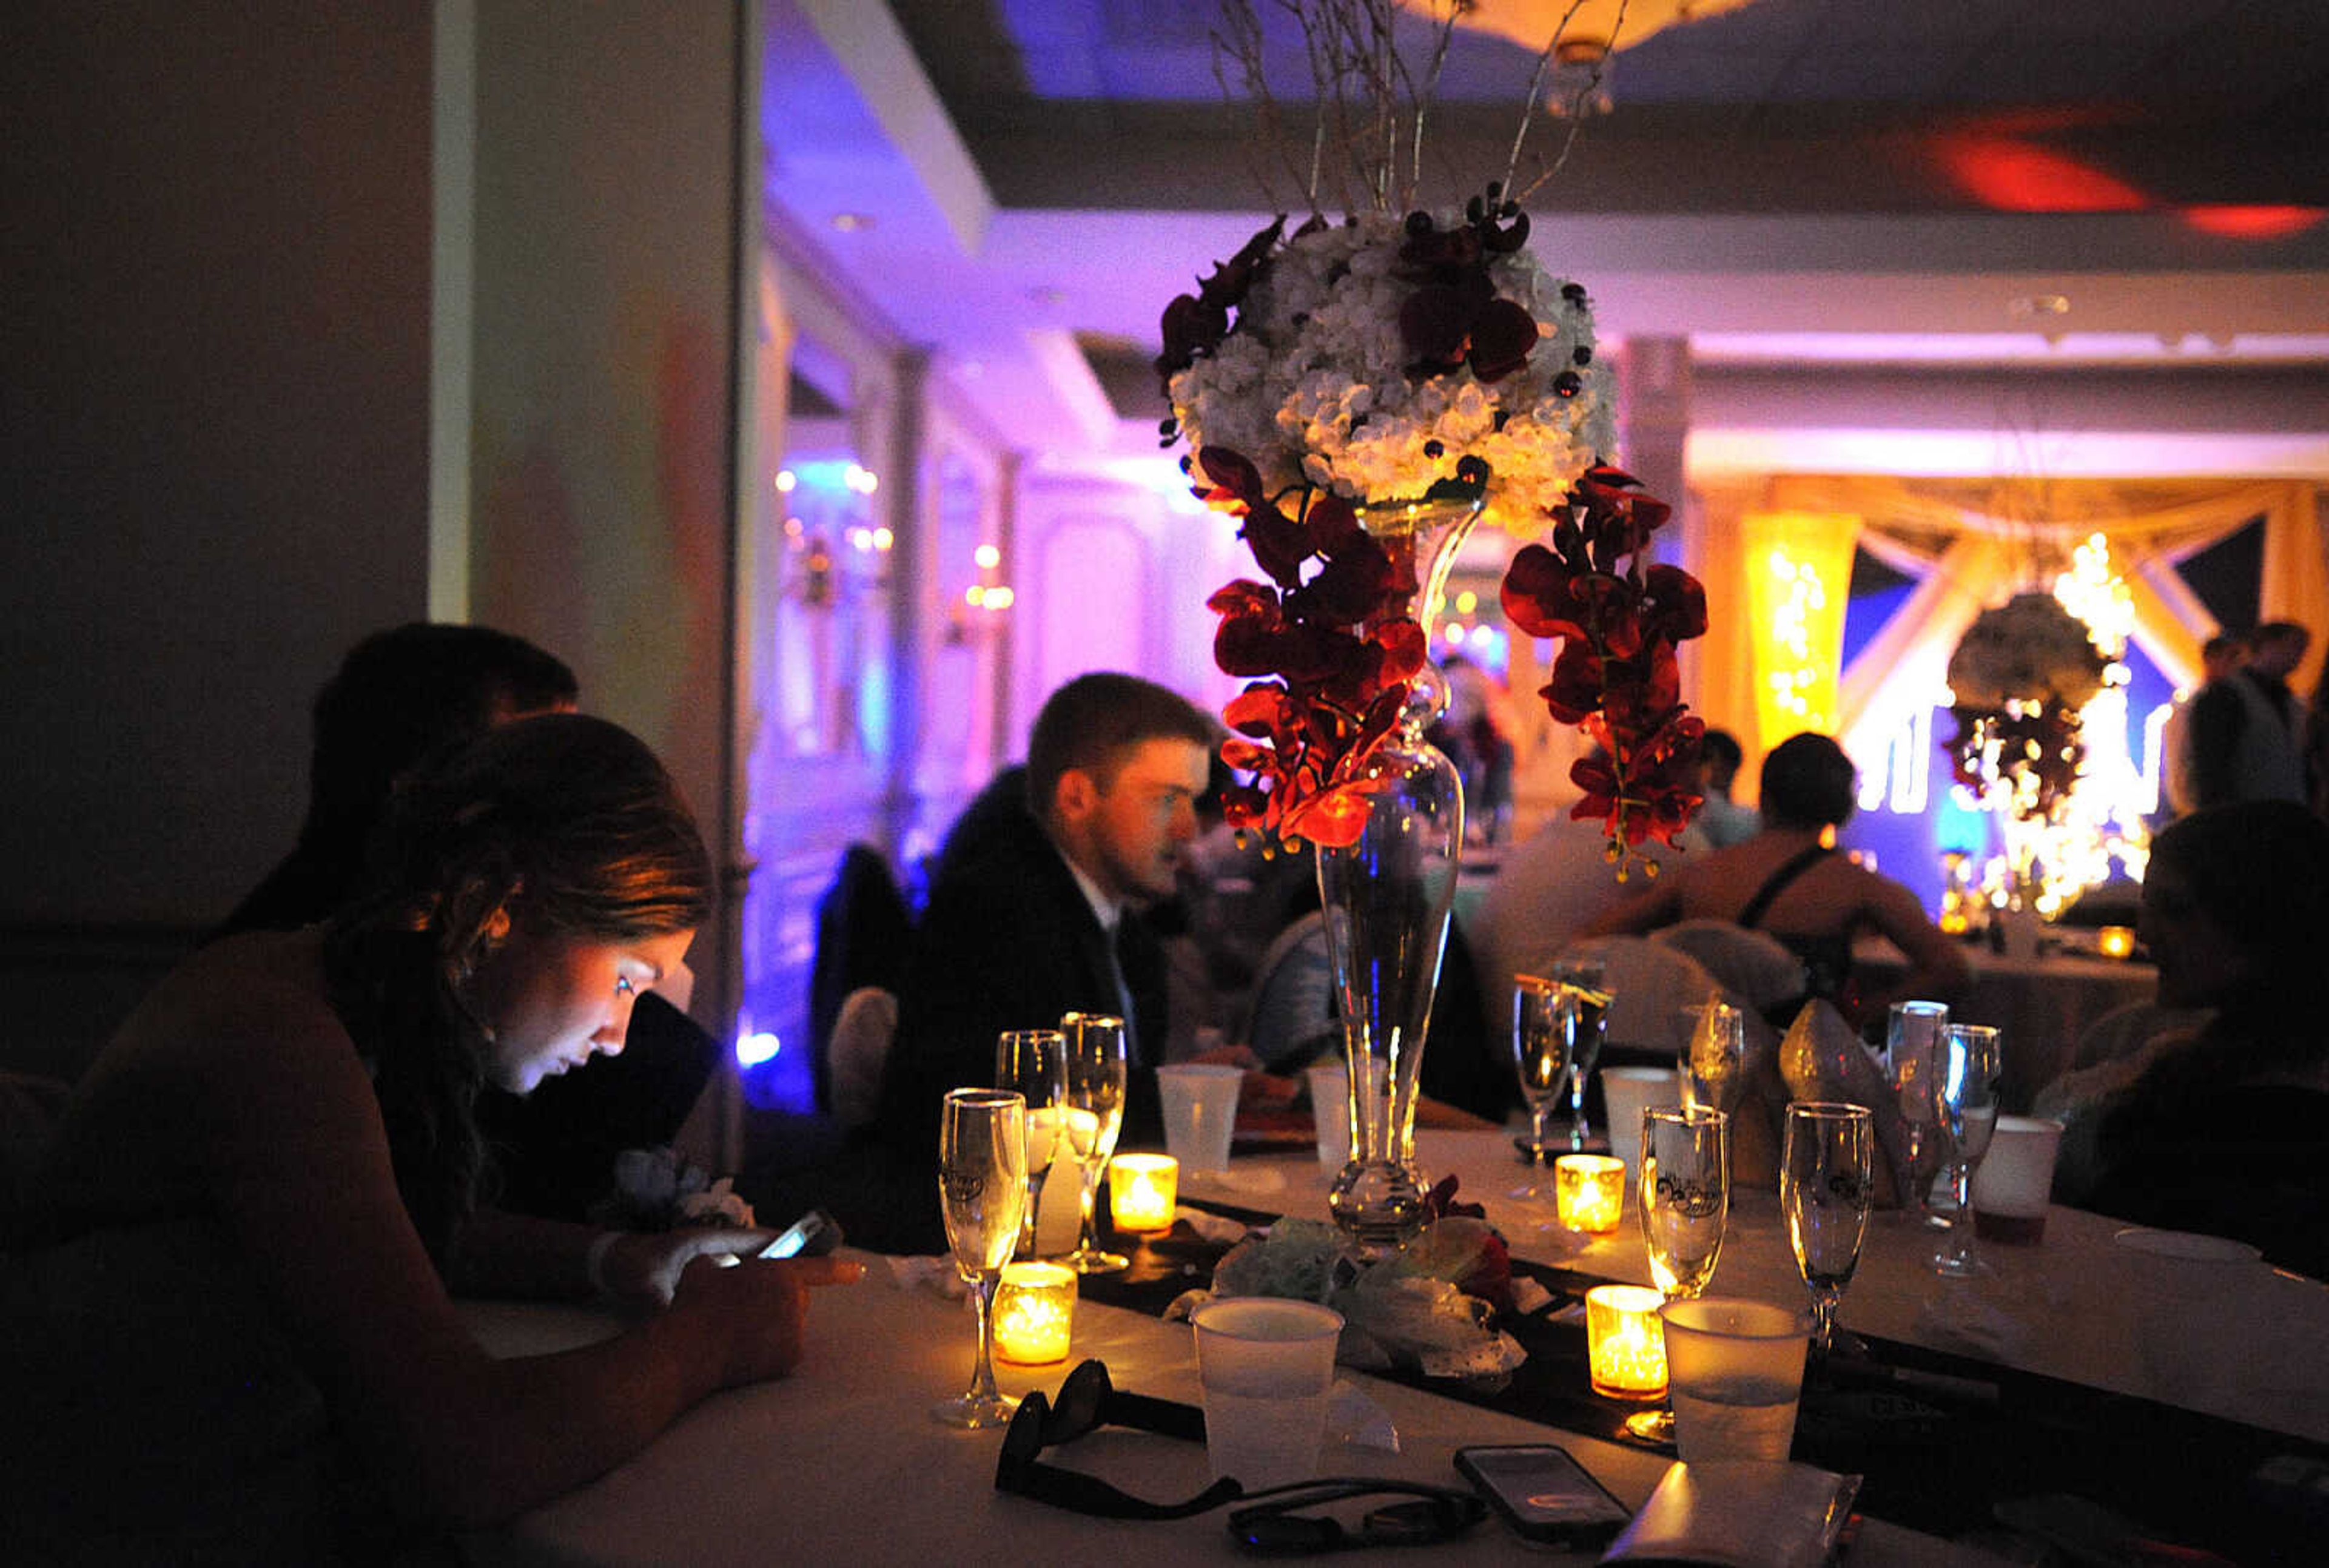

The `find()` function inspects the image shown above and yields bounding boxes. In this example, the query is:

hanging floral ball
[1945,592,2108,711]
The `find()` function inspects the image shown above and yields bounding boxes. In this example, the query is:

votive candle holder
[1554,1154,1627,1233]
[1107,1154,1178,1233]
[1585,1284,1669,1398]
[992,1260,1078,1364]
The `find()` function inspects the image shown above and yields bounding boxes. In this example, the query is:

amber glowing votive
[992,1261,1078,1364]
[1107,1154,1178,1233]
[1585,1285,1669,1399]
[1554,1154,1627,1233]
[2097,925,2136,960]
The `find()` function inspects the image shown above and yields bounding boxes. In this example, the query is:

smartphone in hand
[1456,1443,1632,1546]
[759,1208,842,1260]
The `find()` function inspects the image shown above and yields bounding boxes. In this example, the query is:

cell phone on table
[758,1208,841,1260]
[1455,1443,1632,1546]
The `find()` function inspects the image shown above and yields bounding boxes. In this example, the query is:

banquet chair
[1552,936,1730,1057]
[807,843,913,1115]
[1650,920,1809,1021]
[825,986,900,1131]
[1243,913,1337,1072]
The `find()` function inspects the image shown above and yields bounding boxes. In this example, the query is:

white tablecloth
[463,1128,2324,1566]
[1186,1131,2329,1446]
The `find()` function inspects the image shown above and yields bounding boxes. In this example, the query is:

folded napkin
[1599,1460,1861,1568]
[1185,1165,1288,1199]
[884,1255,969,1299]
[1911,1288,2026,1362]
[1326,1379,1400,1453]
[1173,1207,1252,1244]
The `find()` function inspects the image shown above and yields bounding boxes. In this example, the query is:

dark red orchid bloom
[1504,467,1709,869]
[1501,542,1589,641]
[1155,217,1286,390]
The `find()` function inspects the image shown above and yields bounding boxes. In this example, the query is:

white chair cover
[825,986,899,1129]
[1650,920,1808,1018]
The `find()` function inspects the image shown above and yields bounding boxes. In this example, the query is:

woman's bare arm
[167,980,855,1529]
[1579,873,1685,937]
[1857,873,1974,1011]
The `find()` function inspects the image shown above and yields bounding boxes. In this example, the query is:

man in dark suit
[875,673,1215,1169]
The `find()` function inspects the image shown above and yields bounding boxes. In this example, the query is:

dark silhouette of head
[1759,733,1857,831]
[218,623,579,938]
[1700,728,1744,793]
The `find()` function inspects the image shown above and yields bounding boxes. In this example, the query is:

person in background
[213,622,720,1222]
[867,675,1271,1238]
[2188,620,2310,810]
[8,716,858,1554]
[1679,727,1758,850]
[1466,770,1675,1011]
[1584,733,1969,1029]
[2158,631,2249,821]
[218,624,582,938]
[2035,801,2329,1277]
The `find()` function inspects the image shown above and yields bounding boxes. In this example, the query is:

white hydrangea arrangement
[1945,592,2108,712]
[1163,210,1614,536]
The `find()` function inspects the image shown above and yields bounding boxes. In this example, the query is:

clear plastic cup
[1659,1297,1813,1464]
[1157,1063,1242,1174]
[1191,1297,1343,1489]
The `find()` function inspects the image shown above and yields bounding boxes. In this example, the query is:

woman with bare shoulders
[1585,733,1971,1028]
[7,715,858,1556]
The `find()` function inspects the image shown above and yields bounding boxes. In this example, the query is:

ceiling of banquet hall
[760,0,2329,465]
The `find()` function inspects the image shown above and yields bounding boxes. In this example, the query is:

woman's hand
[597,1226,773,1309]
[668,1253,865,1388]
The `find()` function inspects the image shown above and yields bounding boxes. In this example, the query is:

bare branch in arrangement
[1210,0,1618,217]
[1211,4,1300,211]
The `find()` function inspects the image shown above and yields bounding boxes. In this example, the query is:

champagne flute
[1626,1105,1729,1443]
[1886,1000,1949,1228]
[1932,1024,2003,1276]
[933,1087,1027,1428]
[1058,1011,1130,1273]
[1679,998,1746,1117]
[1781,1101,1875,1359]
[1553,957,1609,1149]
[995,1029,1067,1260]
[1510,975,1577,1197]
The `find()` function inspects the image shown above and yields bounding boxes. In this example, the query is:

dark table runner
[1084,1208,2329,1565]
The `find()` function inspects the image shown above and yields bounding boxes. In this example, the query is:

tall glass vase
[1319,499,1476,1257]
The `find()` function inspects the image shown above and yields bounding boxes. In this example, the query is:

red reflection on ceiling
[2181,205,2326,241]
[1928,132,2149,212]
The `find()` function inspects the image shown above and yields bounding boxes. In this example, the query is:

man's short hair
[2202,633,2242,663]
[2251,621,2310,653]
[1024,673,1212,822]
[1759,733,1857,830]
[1701,728,1744,776]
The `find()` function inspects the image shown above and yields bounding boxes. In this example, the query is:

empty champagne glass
[1510,975,1578,1197]
[995,1029,1067,1260]
[1932,1024,2003,1276]
[1059,1011,1130,1273]
[1781,1102,1875,1359]
[1886,1000,1949,1228]
[1627,1105,1729,1442]
[1679,998,1746,1117]
[933,1087,1027,1428]
[1553,957,1609,1149]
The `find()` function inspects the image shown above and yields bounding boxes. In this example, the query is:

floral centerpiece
[1167,1179,1528,1383]
[1163,195,1707,859]
[1943,591,2106,821]
[1156,2,1712,1256]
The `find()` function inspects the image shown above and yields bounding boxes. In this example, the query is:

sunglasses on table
[993,1359,1488,1553]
